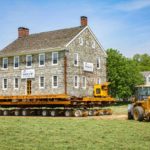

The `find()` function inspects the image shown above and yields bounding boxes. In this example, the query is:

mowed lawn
[0,105,150,150]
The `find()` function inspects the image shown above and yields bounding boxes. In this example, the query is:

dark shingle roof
[0,26,84,56]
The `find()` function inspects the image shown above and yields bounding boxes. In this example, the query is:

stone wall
[66,28,107,97]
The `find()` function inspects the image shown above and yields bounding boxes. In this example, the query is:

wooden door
[27,80,32,95]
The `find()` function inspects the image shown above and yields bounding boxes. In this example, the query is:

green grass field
[0,105,150,150]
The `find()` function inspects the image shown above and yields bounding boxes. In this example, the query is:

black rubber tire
[128,112,133,120]
[3,110,9,116]
[133,106,144,121]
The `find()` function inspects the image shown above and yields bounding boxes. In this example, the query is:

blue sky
[0,0,150,57]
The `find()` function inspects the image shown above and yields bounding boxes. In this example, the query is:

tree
[133,53,150,71]
[107,49,143,99]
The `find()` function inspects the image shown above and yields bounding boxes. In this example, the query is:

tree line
[106,49,150,99]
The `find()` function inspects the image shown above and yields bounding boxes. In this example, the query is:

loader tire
[133,106,144,121]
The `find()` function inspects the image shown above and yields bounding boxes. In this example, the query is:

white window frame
[14,78,19,90]
[92,40,96,48]
[26,55,32,68]
[74,53,79,66]
[97,78,101,84]
[14,56,19,69]
[79,37,83,46]
[97,57,101,69]
[2,58,8,69]
[52,76,58,88]
[52,52,58,65]
[39,76,45,89]
[39,53,45,67]
[74,75,79,88]
[3,78,8,90]
[82,76,86,89]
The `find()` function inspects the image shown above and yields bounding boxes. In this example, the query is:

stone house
[0,16,107,97]
[141,71,150,85]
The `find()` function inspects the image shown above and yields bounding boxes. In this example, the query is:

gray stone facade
[0,27,106,97]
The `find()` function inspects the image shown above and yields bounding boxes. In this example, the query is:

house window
[92,40,96,48]
[97,78,101,84]
[3,58,8,69]
[82,76,86,89]
[3,78,8,90]
[52,52,58,65]
[39,53,45,66]
[97,57,100,69]
[79,37,83,45]
[39,76,45,89]
[26,55,32,67]
[74,53,78,66]
[14,78,19,89]
[14,56,19,68]
[52,76,58,88]
[74,75,79,88]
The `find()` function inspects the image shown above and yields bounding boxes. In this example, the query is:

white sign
[83,62,93,72]
[21,69,35,79]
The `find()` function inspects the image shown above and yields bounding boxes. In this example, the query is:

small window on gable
[97,57,100,69]
[26,55,32,67]
[14,56,19,69]
[39,53,45,66]
[74,53,79,66]
[79,37,83,46]
[92,40,96,48]
[52,52,58,65]
[3,58,8,69]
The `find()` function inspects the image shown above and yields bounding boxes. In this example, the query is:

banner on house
[21,69,35,79]
[83,62,93,72]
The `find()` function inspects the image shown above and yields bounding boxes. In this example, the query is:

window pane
[4,79,7,89]
[14,57,19,68]
[27,56,32,66]
[3,58,8,69]
[53,76,58,87]
[40,76,44,88]
[39,54,45,66]
[15,78,19,88]
[97,58,100,68]
[74,53,78,66]
[53,53,58,64]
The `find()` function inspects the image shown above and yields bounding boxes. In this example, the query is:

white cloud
[116,0,150,11]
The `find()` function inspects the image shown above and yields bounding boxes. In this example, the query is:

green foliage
[133,53,150,71]
[107,49,143,98]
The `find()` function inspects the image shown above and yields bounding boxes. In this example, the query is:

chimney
[81,16,88,26]
[18,27,29,38]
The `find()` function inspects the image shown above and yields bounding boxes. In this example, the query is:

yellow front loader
[128,85,150,121]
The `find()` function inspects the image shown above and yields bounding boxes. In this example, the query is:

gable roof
[0,26,85,56]
[141,71,150,77]
[66,26,107,57]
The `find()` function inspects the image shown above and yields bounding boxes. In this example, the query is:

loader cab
[135,85,150,101]
[94,82,109,97]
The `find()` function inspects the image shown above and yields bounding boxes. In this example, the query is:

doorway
[27,80,32,95]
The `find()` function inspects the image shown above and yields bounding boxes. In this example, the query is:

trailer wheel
[14,110,20,116]
[22,110,28,116]
[65,110,72,117]
[3,110,9,116]
[50,110,57,117]
[73,110,82,117]
[42,110,48,116]
[88,110,94,116]
[133,106,144,121]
